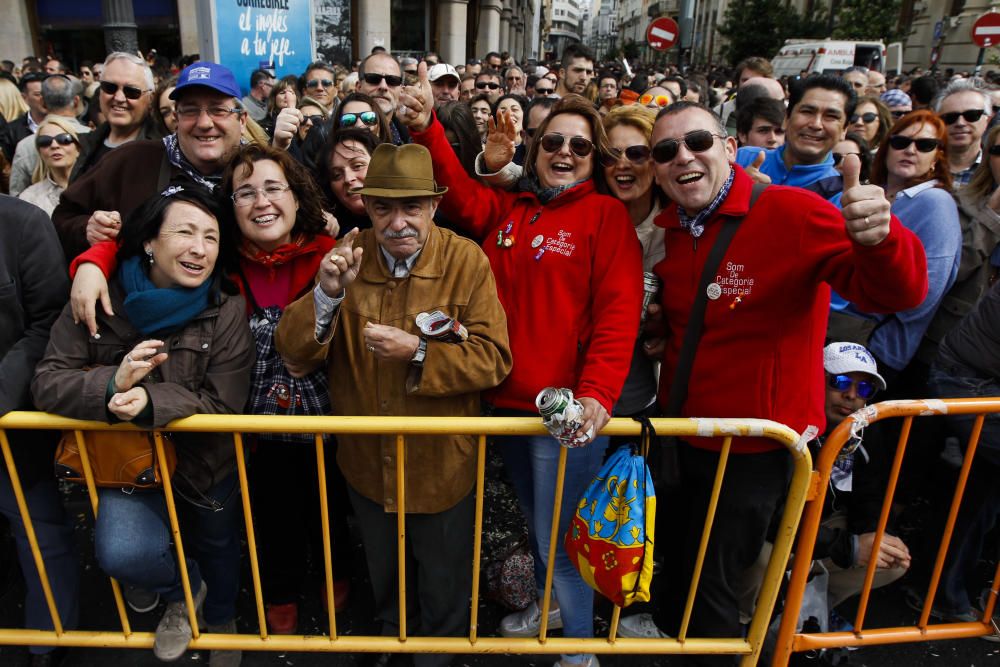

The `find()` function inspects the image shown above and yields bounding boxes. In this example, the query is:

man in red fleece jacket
[644,101,928,662]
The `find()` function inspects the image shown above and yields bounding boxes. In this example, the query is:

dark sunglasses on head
[832,151,860,166]
[887,135,941,152]
[850,112,878,124]
[539,133,596,158]
[534,87,554,96]
[362,72,402,87]
[305,78,333,89]
[605,144,652,165]
[940,108,986,125]
[827,373,878,400]
[651,130,722,163]
[341,111,378,127]
[476,81,501,90]
[99,80,146,100]
[36,133,75,148]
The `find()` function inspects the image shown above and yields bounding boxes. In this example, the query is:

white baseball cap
[823,342,887,391]
[428,63,460,84]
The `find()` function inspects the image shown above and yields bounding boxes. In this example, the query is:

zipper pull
[528,210,542,224]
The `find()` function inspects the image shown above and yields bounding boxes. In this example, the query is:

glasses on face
[341,111,378,127]
[651,130,723,163]
[887,135,941,152]
[36,133,75,148]
[827,374,878,400]
[890,109,910,119]
[832,151,860,166]
[850,112,878,124]
[303,114,325,126]
[640,93,671,108]
[362,72,403,87]
[99,81,147,100]
[231,183,292,207]
[989,144,1000,156]
[306,78,333,89]
[534,87,554,96]
[524,127,537,138]
[605,144,652,165]
[176,106,243,121]
[539,133,596,158]
[940,108,986,125]
[476,81,501,90]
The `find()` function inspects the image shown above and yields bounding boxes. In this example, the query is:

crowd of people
[0,41,998,667]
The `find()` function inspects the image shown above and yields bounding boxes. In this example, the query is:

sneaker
[902,586,978,622]
[617,613,669,639]
[553,657,600,667]
[499,600,562,637]
[123,582,160,613]
[153,581,207,662]
[265,602,298,634]
[206,619,242,666]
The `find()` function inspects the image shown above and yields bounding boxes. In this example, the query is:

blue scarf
[119,256,214,336]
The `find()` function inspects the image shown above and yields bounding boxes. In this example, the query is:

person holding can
[400,63,643,667]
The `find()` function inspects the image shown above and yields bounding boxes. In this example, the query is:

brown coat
[275,225,512,514]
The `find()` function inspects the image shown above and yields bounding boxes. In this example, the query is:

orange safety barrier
[773,398,1000,665]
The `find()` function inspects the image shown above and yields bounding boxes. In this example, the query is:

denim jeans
[94,471,241,625]
[498,433,608,663]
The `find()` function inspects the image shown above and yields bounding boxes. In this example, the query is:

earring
[145,247,154,265]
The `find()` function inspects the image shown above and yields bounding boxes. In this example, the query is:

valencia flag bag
[565,417,656,607]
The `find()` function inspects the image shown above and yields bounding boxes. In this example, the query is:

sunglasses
[887,135,941,152]
[36,132,75,148]
[940,108,986,125]
[640,93,671,108]
[303,114,326,126]
[832,151,860,166]
[989,144,1000,156]
[605,144,652,165]
[476,81,501,90]
[890,109,910,119]
[524,127,538,137]
[99,80,146,100]
[827,374,878,400]
[534,87,554,96]
[362,72,403,87]
[539,133,597,158]
[306,78,333,89]
[340,111,378,127]
[651,130,723,163]
[850,112,878,124]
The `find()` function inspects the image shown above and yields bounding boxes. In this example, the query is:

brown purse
[54,430,177,489]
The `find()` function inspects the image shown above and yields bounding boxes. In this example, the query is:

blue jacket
[736,144,841,194]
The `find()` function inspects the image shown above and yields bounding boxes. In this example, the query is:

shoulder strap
[665,182,767,417]
[156,149,172,192]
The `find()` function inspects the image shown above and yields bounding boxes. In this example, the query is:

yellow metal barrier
[0,412,812,665]
[773,398,1000,665]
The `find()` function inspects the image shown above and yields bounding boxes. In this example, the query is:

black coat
[0,195,69,485]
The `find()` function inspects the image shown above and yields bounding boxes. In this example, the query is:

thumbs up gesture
[745,150,772,185]
[397,61,434,132]
[840,153,890,246]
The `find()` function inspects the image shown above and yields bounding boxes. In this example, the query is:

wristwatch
[411,337,427,366]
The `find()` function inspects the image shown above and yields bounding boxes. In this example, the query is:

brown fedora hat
[354,143,448,198]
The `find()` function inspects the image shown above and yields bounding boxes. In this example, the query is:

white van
[771,40,886,78]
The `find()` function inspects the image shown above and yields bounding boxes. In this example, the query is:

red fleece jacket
[655,166,928,452]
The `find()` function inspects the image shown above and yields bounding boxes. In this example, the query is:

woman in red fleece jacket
[402,65,642,667]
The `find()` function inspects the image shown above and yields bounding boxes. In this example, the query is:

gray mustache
[383,228,418,239]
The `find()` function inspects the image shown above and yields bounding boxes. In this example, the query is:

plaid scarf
[162,134,227,192]
[517,174,589,204]
[677,167,735,238]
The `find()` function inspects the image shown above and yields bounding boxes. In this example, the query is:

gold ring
[367,345,375,352]
[864,215,871,228]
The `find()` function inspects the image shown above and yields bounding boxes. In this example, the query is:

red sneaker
[265,602,298,634]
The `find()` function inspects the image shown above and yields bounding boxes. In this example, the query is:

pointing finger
[751,151,765,169]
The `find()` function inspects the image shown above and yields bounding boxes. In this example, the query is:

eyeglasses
[605,144,651,164]
[827,374,878,400]
[651,130,724,163]
[176,106,243,120]
[231,183,292,207]
[940,108,986,125]
[539,133,596,158]
[99,81,147,100]
[341,111,378,127]
[534,87,554,96]
[850,112,878,124]
[832,151,860,166]
[36,133,75,148]
[305,78,333,89]
[303,114,326,126]
[476,81,501,90]
[524,127,538,138]
[404,69,418,76]
[362,72,403,87]
[887,135,941,152]
[640,93,671,108]
[989,144,1000,156]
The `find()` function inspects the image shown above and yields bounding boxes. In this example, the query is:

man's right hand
[397,61,434,132]
[318,227,363,297]
[86,210,121,246]
[272,107,303,150]
[745,151,771,185]
[856,531,911,570]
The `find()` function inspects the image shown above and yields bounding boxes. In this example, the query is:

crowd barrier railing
[0,412,812,665]
[773,398,1000,665]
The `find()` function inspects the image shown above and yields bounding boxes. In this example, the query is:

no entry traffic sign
[646,17,679,52]
[972,11,1000,48]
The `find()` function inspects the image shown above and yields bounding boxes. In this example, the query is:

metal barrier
[0,412,811,665]
[773,398,1000,665]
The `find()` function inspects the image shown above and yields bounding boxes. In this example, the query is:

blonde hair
[603,104,656,141]
[0,78,28,121]
[31,115,81,184]
[242,114,270,146]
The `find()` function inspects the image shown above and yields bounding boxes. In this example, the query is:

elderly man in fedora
[275,143,512,667]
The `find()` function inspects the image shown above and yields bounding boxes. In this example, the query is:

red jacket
[655,167,928,452]
[411,117,643,413]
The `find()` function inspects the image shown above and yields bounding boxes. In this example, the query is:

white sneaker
[554,657,600,667]
[617,613,669,639]
[153,581,207,662]
[499,600,562,637]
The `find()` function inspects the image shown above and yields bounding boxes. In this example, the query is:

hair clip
[161,185,185,197]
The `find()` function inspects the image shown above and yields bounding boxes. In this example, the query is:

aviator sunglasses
[651,130,724,163]
[827,373,878,400]
[887,135,941,152]
[539,133,597,158]
[605,144,652,165]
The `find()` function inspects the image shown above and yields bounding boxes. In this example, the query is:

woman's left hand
[574,397,610,445]
[108,387,149,421]
[114,340,168,392]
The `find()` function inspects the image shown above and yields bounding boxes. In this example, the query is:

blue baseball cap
[170,62,241,100]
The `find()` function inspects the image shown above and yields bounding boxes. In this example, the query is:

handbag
[564,417,657,607]
[54,429,177,489]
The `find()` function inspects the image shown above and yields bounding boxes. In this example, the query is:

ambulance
[770,40,887,78]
